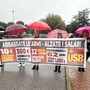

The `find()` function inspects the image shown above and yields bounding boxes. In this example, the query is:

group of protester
[12,29,90,73]
[17,31,62,73]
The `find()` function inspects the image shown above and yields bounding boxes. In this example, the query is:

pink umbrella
[75,26,90,36]
[5,24,28,35]
[47,29,69,38]
[28,21,51,30]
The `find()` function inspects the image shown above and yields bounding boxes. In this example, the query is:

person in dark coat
[32,31,40,70]
[54,33,62,73]
[17,32,26,67]
[78,30,89,72]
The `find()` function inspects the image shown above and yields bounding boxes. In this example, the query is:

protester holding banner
[18,32,26,67]
[82,30,90,60]
[78,30,90,72]
[54,33,62,73]
[32,31,40,70]
[87,38,90,61]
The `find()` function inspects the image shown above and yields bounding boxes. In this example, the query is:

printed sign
[0,48,16,62]
[0,38,86,67]
[16,47,31,62]
[67,48,84,65]
[31,47,47,63]
[47,48,67,64]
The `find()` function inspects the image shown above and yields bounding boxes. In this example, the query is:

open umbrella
[28,21,51,30]
[75,26,90,36]
[47,29,69,38]
[5,24,28,35]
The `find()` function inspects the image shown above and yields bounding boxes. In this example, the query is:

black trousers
[87,52,90,60]
[32,65,39,70]
[54,65,61,72]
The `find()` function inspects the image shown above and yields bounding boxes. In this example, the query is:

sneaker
[58,70,61,73]
[22,63,25,67]
[32,65,36,70]
[36,65,39,70]
[54,69,57,72]
[58,66,61,73]
[54,66,57,72]
[18,63,22,68]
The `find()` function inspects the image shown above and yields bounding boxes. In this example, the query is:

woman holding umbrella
[18,32,26,67]
[32,31,40,70]
[54,33,62,73]
[47,29,69,73]
[82,30,90,61]
[78,30,90,72]
[4,24,28,68]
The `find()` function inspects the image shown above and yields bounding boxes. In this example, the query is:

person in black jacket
[32,31,40,70]
[87,38,90,60]
[17,32,26,67]
[78,30,89,72]
[54,33,62,73]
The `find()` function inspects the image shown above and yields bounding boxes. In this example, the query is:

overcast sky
[0,0,90,24]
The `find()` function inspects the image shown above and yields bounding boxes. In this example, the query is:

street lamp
[12,11,14,23]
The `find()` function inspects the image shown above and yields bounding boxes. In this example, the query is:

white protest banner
[0,38,86,67]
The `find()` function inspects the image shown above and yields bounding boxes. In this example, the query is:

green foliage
[66,21,78,33]
[16,21,24,25]
[73,8,90,27]
[0,21,7,29]
[40,13,65,30]
[6,22,14,27]
[66,8,90,34]
[39,30,49,34]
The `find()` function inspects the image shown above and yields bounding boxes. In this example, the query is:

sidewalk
[66,61,90,90]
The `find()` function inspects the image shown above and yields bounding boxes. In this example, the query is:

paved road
[67,61,90,90]
[0,63,66,90]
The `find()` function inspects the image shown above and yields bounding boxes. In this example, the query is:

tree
[0,21,7,29]
[66,8,90,34]
[16,21,24,25]
[40,13,65,30]
[74,8,90,27]
[66,21,78,33]
[6,22,14,27]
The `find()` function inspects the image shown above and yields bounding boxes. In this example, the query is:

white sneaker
[18,63,22,67]
[22,63,25,67]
